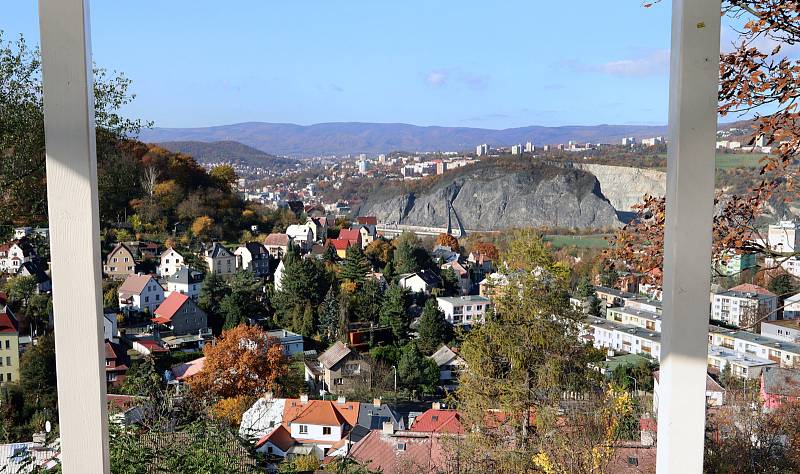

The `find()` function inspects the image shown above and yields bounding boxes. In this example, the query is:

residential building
[203,242,236,277]
[0,239,36,273]
[410,408,465,434]
[466,251,493,284]
[104,312,118,342]
[12,227,32,239]
[356,399,404,432]
[286,225,314,251]
[347,427,450,474]
[760,366,800,411]
[117,274,164,314]
[165,267,204,301]
[157,248,185,278]
[476,144,489,156]
[235,241,270,277]
[606,306,662,333]
[263,233,290,259]
[708,325,800,368]
[441,260,470,295]
[318,342,371,395]
[306,216,329,243]
[152,292,208,336]
[436,295,491,326]
[17,260,51,293]
[337,228,361,249]
[398,270,441,295]
[356,216,378,226]
[711,283,778,328]
[595,286,636,309]
[707,346,776,379]
[104,341,128,388]
[429,345,466,391]
[583,316,662,361]
[103,243,137,279]
[784,293,800,319]
[761,318,800,343]
[0,309,20,384]
[328,239,351,259]
[525,141,535,152]
[355,224,377,249]
[767,220,800,253]
[714,250,757,277]
[511,144,522,155]
[266,329,304,356]
[169,357,205,383]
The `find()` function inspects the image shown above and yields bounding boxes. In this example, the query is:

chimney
[382,421,395,435]
[300,394,309,403]
[337,396,346,404]
[432,402,441,410]
[373,398,382,408]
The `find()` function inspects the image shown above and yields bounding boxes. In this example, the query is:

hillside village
[3,199,800,471]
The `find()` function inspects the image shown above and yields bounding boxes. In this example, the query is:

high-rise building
[476,144,489,156]
[622,137,636,146]
[511,144,522,155]
[524,141,535,152]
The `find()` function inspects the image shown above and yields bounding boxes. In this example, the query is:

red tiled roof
[264,233,290,247]
[153,292,189,323]
[283,399,360,428]
[0,312,19,334]
[255,425,294,451]
[136,339,168,352]
[338,229,361,243]
[728,283,776,297]
[410,409,464,434]
[328,239,351,251]
[348,430,449,474]
[291,401,349,427]
[357,216,377,226]
[105,341,119,360]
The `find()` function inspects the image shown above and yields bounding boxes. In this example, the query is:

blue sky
[5,1,683,129]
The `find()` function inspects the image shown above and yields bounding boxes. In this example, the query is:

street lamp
[626,375,638,396]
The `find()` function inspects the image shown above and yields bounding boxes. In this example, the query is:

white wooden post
[38,0,110,472]
[657,0,721,472]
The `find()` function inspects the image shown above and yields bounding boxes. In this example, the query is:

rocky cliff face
[357,163,621,230]
[576,163,666,211]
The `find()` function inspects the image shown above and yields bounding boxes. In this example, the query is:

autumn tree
[455,233,606,469]
[364,238,394,268]
[190,324,289,402]
[435,233,460,252]
[470,241,499,261]
[191,215,215,240]
[209,164,238,188]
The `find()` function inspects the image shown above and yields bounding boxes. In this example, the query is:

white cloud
[595,49,670,77]
[424,68,489,90]
[425,70,448,87]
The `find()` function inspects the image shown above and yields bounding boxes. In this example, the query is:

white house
[117,274,164,314]
[235,241,270,277]
[0,240,36,272]
[239,395,287,441]
[707,345,776,379]
[606,305,662,333]
[286,225,314,251]
[710,283,778,328]
[103,313,118,343]
[203,242,236,277]
[583,316,662,361]
[157,248,185,278]
[266,329,304,356]
[397,270,440,295]
[436,295,491,326]
[761,318,800,343]
[263,233,290,259]
[165,267,204,301]
[429,345,467,391]
[708,325,800,369]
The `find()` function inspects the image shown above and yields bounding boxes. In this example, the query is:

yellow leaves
[191,215,214,238]
[211,395,254,426]
[532,452,557,474]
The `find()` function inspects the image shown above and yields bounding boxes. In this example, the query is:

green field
[714,152,765,169]
[655,152,765,170]
[543,234,611,249]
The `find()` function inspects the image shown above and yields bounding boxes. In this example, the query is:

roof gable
[153,292,190,323]
[118,274,158,295]
[318,341,353,369]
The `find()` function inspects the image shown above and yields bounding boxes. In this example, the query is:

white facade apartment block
[158,248,185,277]
[760,319,800,343]
[584,316,662,361]
[711,291,778,327]
[436,296,491,326]
[708,326,800,368]
[707,346,775,379]
[606,306,662,333]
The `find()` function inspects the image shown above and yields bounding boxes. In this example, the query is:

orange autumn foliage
[436,233,461,252]
[190,324,289,400]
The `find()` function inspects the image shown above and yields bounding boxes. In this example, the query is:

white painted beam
[657,0,721,472]
[38,0,110,472]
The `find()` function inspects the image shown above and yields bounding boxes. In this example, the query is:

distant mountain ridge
[156,140,297,168]
[139,122,671,157]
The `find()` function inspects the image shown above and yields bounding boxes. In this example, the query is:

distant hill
[155,140,298,168]
[138,122,673,157]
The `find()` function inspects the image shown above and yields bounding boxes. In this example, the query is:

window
[396,443,406,451]
[6,357,10,366]
[323,427,331,435]
[145,296,150,303]
[5,341,8,349]
[267,446,273,454]
[299,425,308,434]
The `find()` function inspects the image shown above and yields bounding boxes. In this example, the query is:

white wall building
[436,295,492,326]
[710,283,778,328]
[157,248,185,278]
